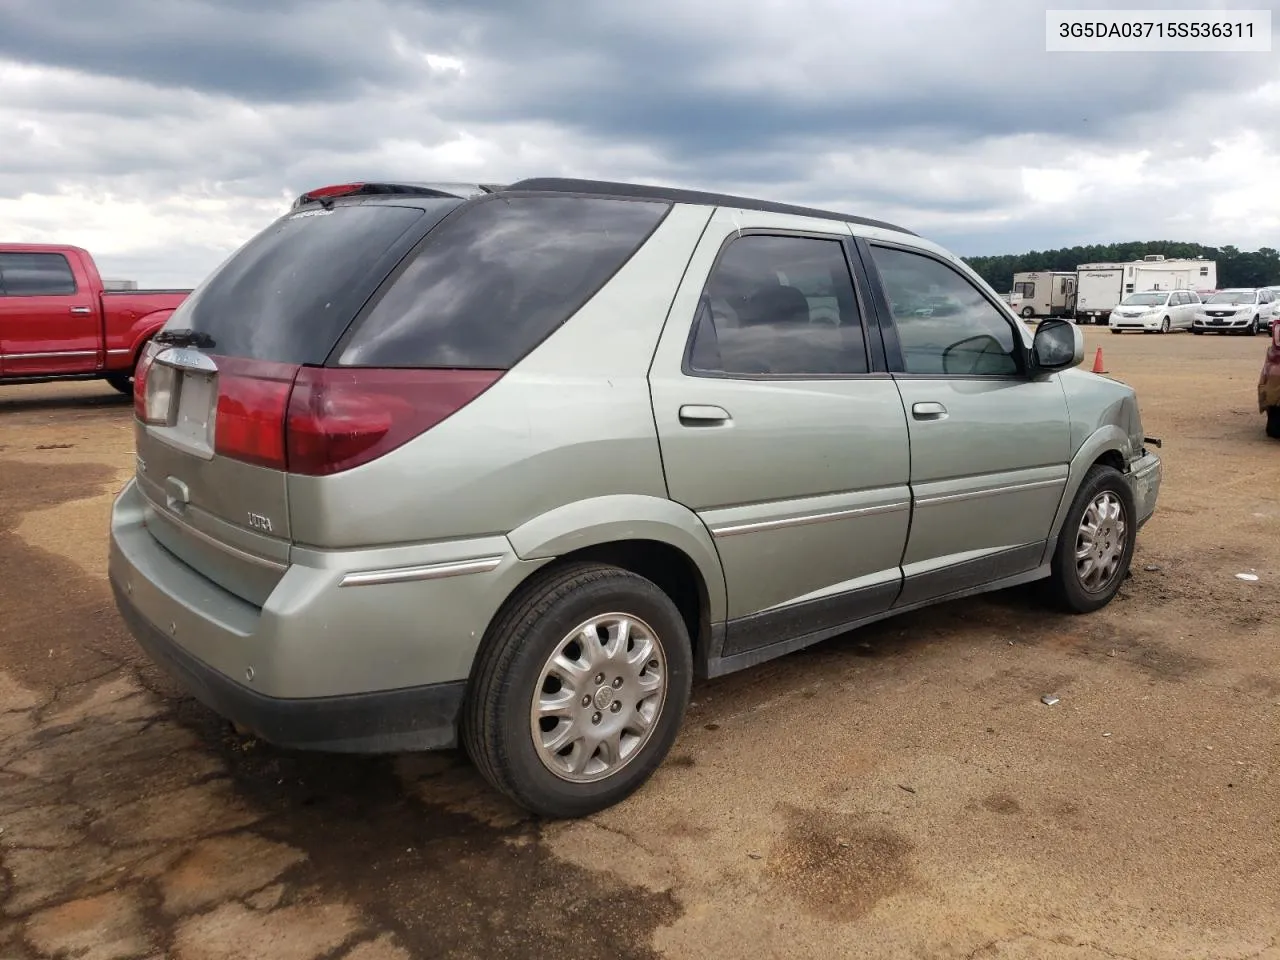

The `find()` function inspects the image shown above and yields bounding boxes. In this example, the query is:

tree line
[963,242,1280,292]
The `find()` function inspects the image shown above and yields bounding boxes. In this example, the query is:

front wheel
[1047,465,1137,614]
[463,562,692,818]
[1020,307,1034,319]
[1267,407,1280,440]
[1160,316,1171,334]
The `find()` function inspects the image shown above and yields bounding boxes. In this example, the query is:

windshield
[1206,291,1254,305]
[1120,293,1168,306]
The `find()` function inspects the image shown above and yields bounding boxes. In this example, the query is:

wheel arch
[1044,426,1132,559]
[504,495,728,666]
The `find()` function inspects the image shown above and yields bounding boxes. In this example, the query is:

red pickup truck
[0,244,190,393]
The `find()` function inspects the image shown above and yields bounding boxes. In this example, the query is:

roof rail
[505,177,916,236]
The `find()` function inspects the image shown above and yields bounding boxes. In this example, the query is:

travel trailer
[1009,271,1077,319]
[1077,257,1217,325]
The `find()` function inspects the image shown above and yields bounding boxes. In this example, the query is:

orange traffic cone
[1091,347,1107,374]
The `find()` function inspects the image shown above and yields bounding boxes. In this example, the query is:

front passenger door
[863,241,1073,607]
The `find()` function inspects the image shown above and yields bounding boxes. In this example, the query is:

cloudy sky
[1,0,1278,287]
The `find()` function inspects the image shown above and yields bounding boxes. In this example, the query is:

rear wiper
[154,329,216,349]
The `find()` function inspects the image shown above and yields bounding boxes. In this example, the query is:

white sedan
[1108,290,1200,334]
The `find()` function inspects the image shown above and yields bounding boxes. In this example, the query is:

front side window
[0,253,77,296]
[869,246,1020,376]
[686,234,869,377]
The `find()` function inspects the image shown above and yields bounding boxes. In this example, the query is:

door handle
[678,404,731,426]
[69,306,92,315]
[911,401,948,421]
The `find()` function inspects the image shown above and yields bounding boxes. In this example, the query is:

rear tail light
[285,368,503,475]
[162,359,503,475]
[1273,322,1280,349]
[133,340,162,420]
[213,358,300,470]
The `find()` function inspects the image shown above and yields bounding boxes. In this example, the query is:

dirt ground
[1,327,1277,960]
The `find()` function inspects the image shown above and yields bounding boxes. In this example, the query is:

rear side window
[168,202,454,364]
[0,253,77,296]
[339,195,670,368]
[686,235,869,377]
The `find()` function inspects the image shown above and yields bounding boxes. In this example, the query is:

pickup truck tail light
[188,362,503,475]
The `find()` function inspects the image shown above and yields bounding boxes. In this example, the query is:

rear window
[338,194,670,368]
[0,253,77,296]
[165,201,458,364]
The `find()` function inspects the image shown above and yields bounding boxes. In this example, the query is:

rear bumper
[109,478,547,752]
[114,579,465,752]
[1128,451,1161,529]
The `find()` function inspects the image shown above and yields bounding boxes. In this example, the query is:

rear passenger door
[649,212,912,661]
[861,240,1072,606]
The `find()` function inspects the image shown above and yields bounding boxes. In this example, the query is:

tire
[1021,307,1034,318]
[1192,329,1204,335]
[1267,407,1280,440]
[463,562,692,818]
[105,373,133,395]
[1047,465,1137,614]
[1110,329,1122,335]
[1160,316,1171,334]
[1249,317,1259,336]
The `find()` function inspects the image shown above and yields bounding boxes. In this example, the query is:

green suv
[109,178,1162,818]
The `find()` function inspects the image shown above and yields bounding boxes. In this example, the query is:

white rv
[1009,271,1077,319]
[1125,255,1217,297]
[1076,263,1126,324]
[1076,256,1217,325]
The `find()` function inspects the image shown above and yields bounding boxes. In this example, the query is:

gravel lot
[1,327,1276,960]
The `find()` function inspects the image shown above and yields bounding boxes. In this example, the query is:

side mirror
[1031,318,1083,373]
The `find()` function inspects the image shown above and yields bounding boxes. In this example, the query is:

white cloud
[1,0,1278,286]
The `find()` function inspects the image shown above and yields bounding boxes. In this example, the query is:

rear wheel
[105,373,133,395]
[1047,465,1137,614]
[1267,407,1280,440]
[1020,306,1034,318]
[463,562,692,818]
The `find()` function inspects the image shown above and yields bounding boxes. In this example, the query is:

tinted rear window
[339,194,670,368]
[0,253,77,296]
[167,201,458,364]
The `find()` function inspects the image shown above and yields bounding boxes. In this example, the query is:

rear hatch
[132,197,460,605]
[133,187,673,605]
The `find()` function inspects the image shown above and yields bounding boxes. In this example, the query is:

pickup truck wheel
[1047,465,1137,614]
[1267,407,1280,440]
[463,562,691,819]
[105,373,133,395]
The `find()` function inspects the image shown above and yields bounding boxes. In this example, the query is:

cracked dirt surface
[1,328,1277,960]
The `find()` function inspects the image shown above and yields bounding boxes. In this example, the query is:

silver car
[109,178,1162,818]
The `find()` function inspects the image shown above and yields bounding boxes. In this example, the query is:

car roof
[505,177,917,237]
